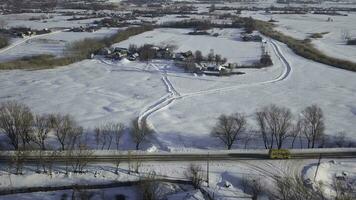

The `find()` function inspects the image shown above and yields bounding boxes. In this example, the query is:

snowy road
[1,148,355,162]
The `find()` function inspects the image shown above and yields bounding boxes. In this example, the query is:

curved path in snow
[99,40,293,149]
[138,40,292,126]
[179,40,292,98]
[137,63,181,128]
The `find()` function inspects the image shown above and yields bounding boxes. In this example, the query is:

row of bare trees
[211,104,326,150]
[0,101,84,151]
[0,100,154,151]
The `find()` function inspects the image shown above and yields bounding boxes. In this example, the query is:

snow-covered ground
[115,28,262,65]
[0,28,120,62]
[242,11,356,63]
[149,40,356,151]
[0,158,354,199]
[0,28,355,150]
[0,58,167,149]
[0,13,104,30]
[304,160,356,198]
[0,186,140,200]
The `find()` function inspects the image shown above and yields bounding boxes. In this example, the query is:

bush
[310,33,323,39]
[309,32,329,39]
[0,34,9,49]
[347,38,356,45]
[260,54,273,67]
[137,44,156,61]
[66,38,105,59]
[184,164,204,189]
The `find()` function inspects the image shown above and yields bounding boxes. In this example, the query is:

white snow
[114,28,263,65]
[0,28,120,62]
[303,160,356,198]
[242,11,356,63]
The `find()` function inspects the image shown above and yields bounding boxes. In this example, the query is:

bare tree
[273,175,327,200]
[133,154,142,174]
[32,114,51,150]
[183,56,197,72]
[114,152,121,175]
[0,19,7,30]
[128,44,138,53]
[70,144,94,173]
[207,49,215,63]
[185,164,204,189]
[300,105,325,148]
[10,150,28,175]
[0,101,33,150]
[255,111,273,149]
[94,123,111,150]
[138,44,156,61]
[113,123,125,150]
[255,105,293,149]
[140,171,160,200]
[95,122,124,150]
[215,54,222,65]
[240,177,263,200]
[211,113,247,150]
[50,114,83,150]
[131,119,153,150]
[194,50,204,64]
[94,126,105,150]
[332,177,355,200]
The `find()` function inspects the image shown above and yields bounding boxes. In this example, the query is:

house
[173,53,185,61]
[128,53,139,61]
[203,63,226,71]
[181,51,193,58]
[242,34,262,42]
[97,47,112,56]
[156,48,173,59]
[113,47,129,57]
[70,26,85,32]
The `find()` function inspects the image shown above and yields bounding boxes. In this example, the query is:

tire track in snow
[136,40,292,150]
[140,40,291,121]
[177,40,292,98]
[137,62,181,127]
[98,40,291,150]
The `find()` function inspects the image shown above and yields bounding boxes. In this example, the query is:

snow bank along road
[0,148,355,163]
[137,39,292,129]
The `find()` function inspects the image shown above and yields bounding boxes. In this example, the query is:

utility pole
[207,152,210,187]
[314,154,322,181]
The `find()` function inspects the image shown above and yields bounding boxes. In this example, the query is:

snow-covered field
[0,13,104,30]
[0,27,355,150]
[0,1,355,198]
[242,11,356,63]
[0,28,119,62]
[115,28,262,65]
